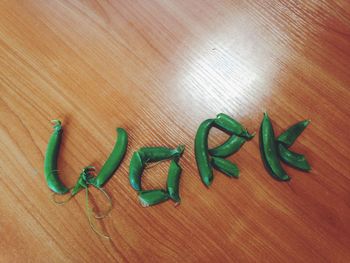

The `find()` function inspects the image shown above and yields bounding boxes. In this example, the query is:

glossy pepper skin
[138,189,170,207]
[209,135,246,158]
[211,157,239,178]
[213,113,254,139]
[277,120,310,147]
[260,113,290,181]
[278,144,311,172]
[167,159,182,203]
[213,113,244,135]
[91,128,128,187]
[44,120,69,194]
[194,119,215,187]
[71,128,128,196]
[139,145,185,162]
[129,152,145,191]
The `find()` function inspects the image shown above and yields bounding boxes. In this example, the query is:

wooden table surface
[1,1,350,262]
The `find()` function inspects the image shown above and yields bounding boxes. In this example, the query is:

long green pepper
[211,157,239,178]
[213,113,254,139]
[277,120,310,147]
[138,189,170,207]
[167,159,182,203]
[129,152,145,192]
[139,145,185,162]
[209,135,246,158]
[259,113,290,181]
[278,144,311,171]
[44,120,69,194]
[194,119,215,187]
[71,128,128,196]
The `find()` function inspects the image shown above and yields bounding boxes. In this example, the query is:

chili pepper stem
[85,188,110,239]
[51,189,73,205]
[93,187,113,219]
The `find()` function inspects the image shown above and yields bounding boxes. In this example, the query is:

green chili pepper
[211,157,239,178]
[213,113,254,139]
[209,135,246,158]
[167,159,182,203]
[278,144,311,172]
[214,113,243,134]
[138,189,170,207]
[194,119,215,186]
[129,152,145,191]
[259,113,290,181]
[277,120,310,147]
[91,128,128,187]
[71,128,128,196]
[139,145,185,163]
[44,120,69,194]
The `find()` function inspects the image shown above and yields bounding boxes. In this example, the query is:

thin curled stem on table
[93,187,113,219]
[85,188,110,239]
[51,188,73,205]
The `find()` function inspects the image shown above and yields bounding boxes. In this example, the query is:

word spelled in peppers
[44,112,312,237]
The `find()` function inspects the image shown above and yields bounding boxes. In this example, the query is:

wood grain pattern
[1,0,350,262]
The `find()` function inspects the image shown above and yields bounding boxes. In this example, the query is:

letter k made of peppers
[260,113,311,181]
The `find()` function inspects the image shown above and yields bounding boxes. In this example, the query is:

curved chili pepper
[211,157,239,178]
[167,159,182,203]
[278,144,311,172]
[138,189,170,207]
[139,145,185,162]
[44,120,69,194]
[91,128,128,187]
[213,113,254,139]
[209,135,246,158]
[259,113,290,181]
[277,120,310,147]
[194,119,215,186]
[71,128,128,196]
[129,152,145,192]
